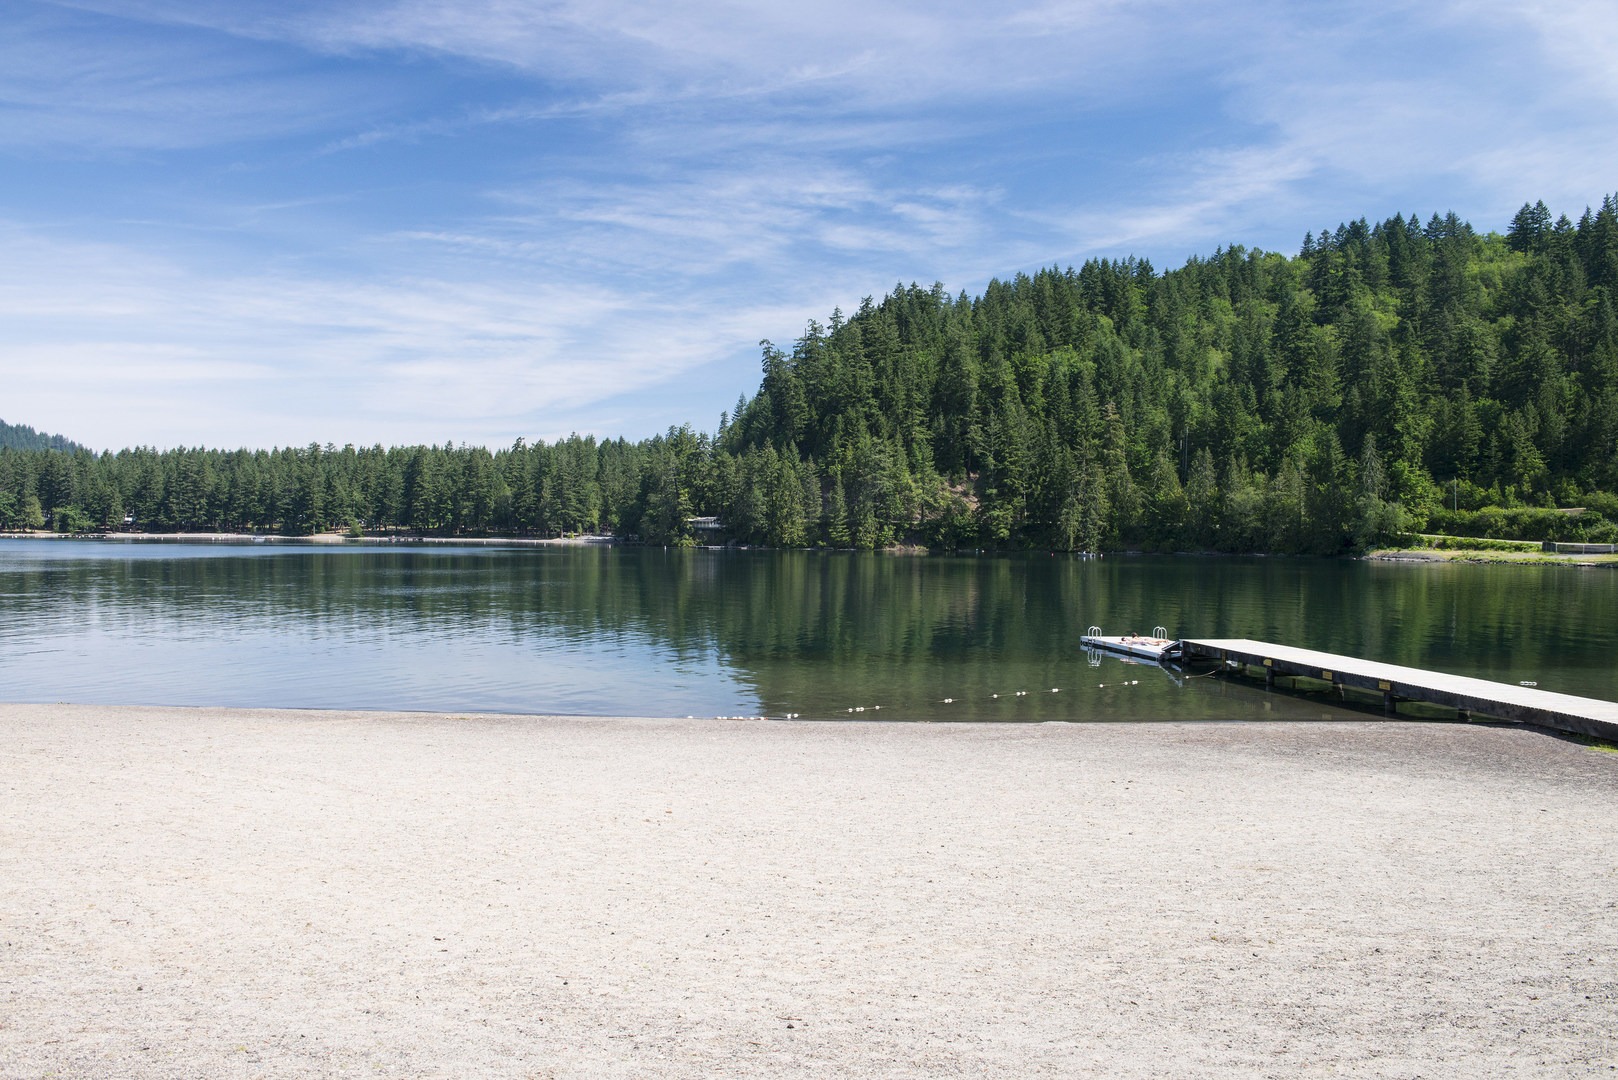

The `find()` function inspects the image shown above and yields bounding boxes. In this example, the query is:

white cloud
[1047,145,1321,259]
[0,225,799,449]
[0,3,382,151]
[1045,0,1618,258]
[48,0,1217,113]
[1462,1,1618,103]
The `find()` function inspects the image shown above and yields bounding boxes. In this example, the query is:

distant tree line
[0,419,82,454]
[6,197,1618,552]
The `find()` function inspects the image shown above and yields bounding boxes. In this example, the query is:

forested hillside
[0,419,81,454]
[5,199,1618,552]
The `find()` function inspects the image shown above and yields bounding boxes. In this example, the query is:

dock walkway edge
[1179,638,1618,743]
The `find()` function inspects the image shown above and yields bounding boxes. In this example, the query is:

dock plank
[1180,638,1618,741]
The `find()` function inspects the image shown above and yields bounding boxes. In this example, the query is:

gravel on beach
[2,703,1615,1078]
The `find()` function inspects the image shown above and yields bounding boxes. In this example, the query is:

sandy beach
[3,705,1615,1078]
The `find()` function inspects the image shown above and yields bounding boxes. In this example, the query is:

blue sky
[3,0,1617,451]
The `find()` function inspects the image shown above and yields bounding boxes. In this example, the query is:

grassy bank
[1366,546,1618,566]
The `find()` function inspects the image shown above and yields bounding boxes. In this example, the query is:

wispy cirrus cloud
[286,0,1169,98]
[1462,1,1618,104]
[0,3,387,151]
[43,0,1218,115]
[0,223,804,449]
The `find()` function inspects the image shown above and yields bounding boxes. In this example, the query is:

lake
[3,539,1614,722]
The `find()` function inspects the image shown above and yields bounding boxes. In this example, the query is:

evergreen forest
[0,419,82,454]
[6,198,1618,554]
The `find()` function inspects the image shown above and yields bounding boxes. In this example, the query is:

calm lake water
[3,539,1615,722]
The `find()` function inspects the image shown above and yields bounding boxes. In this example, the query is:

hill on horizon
[0,419,82,454]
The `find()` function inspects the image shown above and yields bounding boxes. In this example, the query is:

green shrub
[51,506,95,533]
[1420,534,1540,552]
[1424,507,1618,543]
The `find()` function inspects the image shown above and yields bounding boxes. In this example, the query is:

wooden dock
[1178,638,1618,742]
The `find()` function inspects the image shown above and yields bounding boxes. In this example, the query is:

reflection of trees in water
[6,549,1615,706]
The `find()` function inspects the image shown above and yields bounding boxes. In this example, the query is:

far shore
[3,703,1615,1077]
[6,529,1618,565]
[0,529,619,546]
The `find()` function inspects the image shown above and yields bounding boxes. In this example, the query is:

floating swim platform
[1080,626,1182,662]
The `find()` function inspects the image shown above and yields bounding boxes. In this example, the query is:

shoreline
[0,529,619,546]
[1364,546,1618,566]
[4,703,1615,1077]
[5,529,1618,566]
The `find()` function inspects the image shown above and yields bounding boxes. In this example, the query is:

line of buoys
[944,688,1063,703]
[939,687,1068,704]
[769,677,1135,719]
